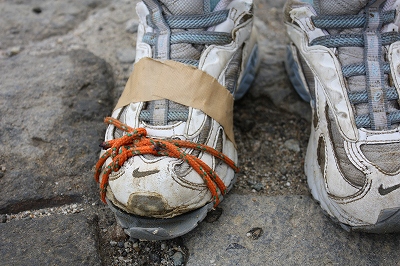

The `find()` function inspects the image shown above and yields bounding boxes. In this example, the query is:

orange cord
[94,117,239,207]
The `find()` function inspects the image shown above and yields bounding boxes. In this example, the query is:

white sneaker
[95,0,258,240]
[285,0,400,232]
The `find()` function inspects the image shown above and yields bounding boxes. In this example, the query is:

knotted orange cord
[94,117,239,207]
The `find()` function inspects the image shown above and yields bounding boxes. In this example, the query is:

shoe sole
[107,38,260,241]
[285,43,400,233]
[107,175,237,241]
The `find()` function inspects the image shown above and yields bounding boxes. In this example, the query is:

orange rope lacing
[94,117,239,207]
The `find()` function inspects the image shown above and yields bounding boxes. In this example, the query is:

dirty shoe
[285,0,400,232]
[95,0,258,240]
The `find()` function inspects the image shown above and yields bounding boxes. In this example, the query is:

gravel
[102,237,189,266]
[232,95,309,197]
[3,203,86,223]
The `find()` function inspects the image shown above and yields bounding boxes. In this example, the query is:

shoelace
[94,117,239,207]
[142,2,232,67]
[310,9,400,129]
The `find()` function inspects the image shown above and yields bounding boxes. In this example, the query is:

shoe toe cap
[106,155,212,218]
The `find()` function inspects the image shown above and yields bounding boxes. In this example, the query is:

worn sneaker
[95,0,258,240]
[285,0,400,232]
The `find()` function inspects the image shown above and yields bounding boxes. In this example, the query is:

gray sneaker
[285,0,400,233]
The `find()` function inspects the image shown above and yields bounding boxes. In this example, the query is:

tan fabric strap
[114,57,235,143]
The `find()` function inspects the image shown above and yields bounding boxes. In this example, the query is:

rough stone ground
[0,0,399,265]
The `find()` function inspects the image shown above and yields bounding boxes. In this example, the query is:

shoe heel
[285,43,311,102]
[235,43,259,100]
[235,25,260,100]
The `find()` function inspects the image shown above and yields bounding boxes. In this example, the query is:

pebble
[283,139,301,153]
[132,242,140,252]
[0,214,7,223]
[160,243,166,250]
[280,168,288,175]
[124,241,131,249]
[116,48,136,63]
[6,46,22,57]
[205,207,223,223]
[251,182,264,191]
[32,7,42,14]
[172,251,184,266]
[149,253,161,263]
[252,140,262,152]
[108,224,127,241]
[246,227,264,240]
[0,166,5,179]
[285,182,291,187]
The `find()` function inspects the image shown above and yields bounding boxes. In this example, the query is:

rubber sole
[107,198,214,241]
[108,175,237,241]
[285,42,400,233]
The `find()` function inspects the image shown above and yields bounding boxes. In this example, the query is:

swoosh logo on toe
[378,183,400,196]
[132,168,160,178]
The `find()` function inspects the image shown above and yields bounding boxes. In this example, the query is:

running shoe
[285,0,400,232]
[95,0,259,240]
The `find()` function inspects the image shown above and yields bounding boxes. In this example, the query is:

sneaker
[95,0,259,240]
[285,0,400,232]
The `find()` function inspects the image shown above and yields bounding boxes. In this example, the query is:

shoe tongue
[314,0,370,15]
[142,0,232,127]
[142,0,206,127]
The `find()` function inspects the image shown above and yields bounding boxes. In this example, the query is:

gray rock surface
[0,49,114,213]
[0,214,101,265]
[185,195,400,265]
[0,0,109,49]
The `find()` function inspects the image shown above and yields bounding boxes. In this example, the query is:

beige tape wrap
[114,57,235,144]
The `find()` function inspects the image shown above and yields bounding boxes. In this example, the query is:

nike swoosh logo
[378,183,400,196]
[132,168,160,178]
